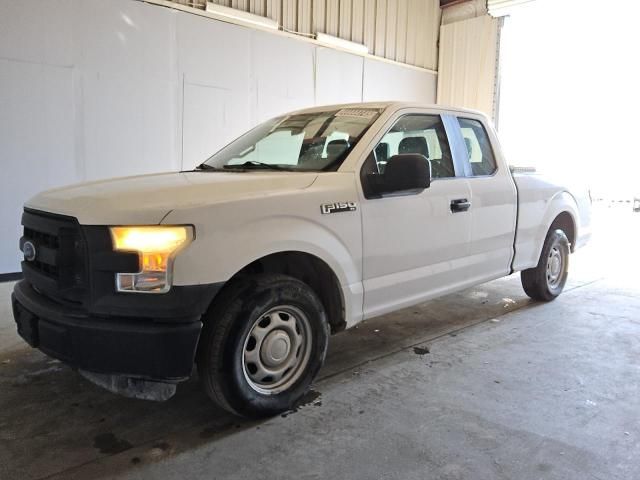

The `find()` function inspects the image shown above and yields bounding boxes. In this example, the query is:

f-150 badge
[321,202,357,214]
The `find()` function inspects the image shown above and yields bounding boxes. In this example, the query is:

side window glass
[458,118,497,176]
[366,114,454,179]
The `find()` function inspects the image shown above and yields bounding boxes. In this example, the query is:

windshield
[199,108,382,172]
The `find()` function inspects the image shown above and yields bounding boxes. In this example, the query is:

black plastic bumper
[12,280,220,381]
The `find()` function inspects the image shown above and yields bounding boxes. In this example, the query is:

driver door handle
[450,198,471,213]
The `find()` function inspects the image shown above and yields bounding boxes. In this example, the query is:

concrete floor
[1,204,639,480]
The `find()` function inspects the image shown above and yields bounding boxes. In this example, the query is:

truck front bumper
[12,280,216,382]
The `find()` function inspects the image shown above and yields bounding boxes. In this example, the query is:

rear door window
[458,118,497,176]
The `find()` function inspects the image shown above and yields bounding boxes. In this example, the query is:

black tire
[197,273,329,418]
[521,229,570,301]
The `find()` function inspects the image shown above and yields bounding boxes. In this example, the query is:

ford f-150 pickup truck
[12,102,591,417]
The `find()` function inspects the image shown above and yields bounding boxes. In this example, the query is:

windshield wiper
[195,163,220,171]
[222,161,292,171]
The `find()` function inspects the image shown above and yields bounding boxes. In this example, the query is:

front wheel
[521,229,570,301]
[197,274,329,418]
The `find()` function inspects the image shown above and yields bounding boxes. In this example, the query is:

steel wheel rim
[546,245,564,289]
[242,305,312,395]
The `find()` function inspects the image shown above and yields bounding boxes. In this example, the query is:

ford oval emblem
[23,241,37,262]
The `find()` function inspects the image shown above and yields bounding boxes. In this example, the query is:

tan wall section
[437,15,499,117]
[441,0,486,25]
[180,0,441,70]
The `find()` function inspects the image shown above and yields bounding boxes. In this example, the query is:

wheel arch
[535,191,580,261]
[549,211,576,252]
[208,250,347,334]
[513,190,580,271]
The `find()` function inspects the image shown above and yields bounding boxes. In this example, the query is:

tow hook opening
[79,370,177,402]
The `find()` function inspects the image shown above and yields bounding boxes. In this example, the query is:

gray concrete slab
[116,277,640,480]
[0,204,638,480]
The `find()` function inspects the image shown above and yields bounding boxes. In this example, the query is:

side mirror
[368,154,431,195]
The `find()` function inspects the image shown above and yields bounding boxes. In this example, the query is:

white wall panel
[81,72,178,180]
[176,12,250,89]
[0,0,436,273]
[362,58,437,103]
[0,0,73,67]
[183,83,251,168]
[75,0,179,180]
[176,12,252,168]
[250,30,316,123]
[74,0,175,80]
[0,61,76,272]
[315,48,364,105]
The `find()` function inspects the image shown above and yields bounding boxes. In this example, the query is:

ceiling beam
[440,0,473,8]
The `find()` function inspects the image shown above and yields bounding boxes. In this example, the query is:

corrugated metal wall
[175,0,441,70]
[437,15,499,117]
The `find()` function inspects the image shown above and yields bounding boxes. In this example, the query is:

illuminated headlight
[110,226,194,293]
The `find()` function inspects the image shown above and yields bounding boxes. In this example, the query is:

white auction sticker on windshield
[335,109,379,119]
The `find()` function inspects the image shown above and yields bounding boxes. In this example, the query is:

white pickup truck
[12,102,591,417]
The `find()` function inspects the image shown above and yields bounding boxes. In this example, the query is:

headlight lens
[110,226,193,293]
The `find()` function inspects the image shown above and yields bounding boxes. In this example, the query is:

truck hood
[25,171,318,225]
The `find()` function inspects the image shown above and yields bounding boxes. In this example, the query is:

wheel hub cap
[242,306,312,395]
[546,246,564,288]
[261,330,291,367]
[550,256,561,276]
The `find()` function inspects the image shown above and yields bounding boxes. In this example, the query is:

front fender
[186,215,358,284]
[166,208,364,324]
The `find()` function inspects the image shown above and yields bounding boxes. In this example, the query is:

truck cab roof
[289,101,488,118]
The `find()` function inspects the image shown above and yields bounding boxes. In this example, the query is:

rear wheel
[521,229,570,301]
[197,274,329,418]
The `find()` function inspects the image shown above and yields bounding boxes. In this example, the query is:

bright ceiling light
[205,2,278,30]
[315,33,369,55]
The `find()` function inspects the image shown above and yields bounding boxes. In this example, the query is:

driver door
[359,112,473,319]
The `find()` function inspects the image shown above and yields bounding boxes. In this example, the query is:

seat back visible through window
[326,139,350,160]
[366,114,455,179]
[398,137,429,157]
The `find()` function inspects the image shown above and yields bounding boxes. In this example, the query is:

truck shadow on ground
[0,276,550,480]
[1,347,249,479]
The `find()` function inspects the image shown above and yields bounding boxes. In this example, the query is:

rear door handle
[450,198,471,213]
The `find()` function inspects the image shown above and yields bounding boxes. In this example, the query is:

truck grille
[23,227,61,276]
[20,209,87,304]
